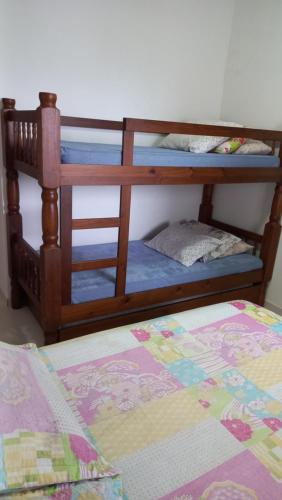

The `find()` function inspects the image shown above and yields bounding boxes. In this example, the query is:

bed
[37,300,282,499]
[72,240,263,303]
[2,92,282,344]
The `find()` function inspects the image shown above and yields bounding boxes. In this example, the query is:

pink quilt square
[58,346,182,425]
[161,450,282,499]
[190,313,282,367]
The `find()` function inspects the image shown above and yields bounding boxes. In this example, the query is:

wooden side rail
[60,165,282,185]
[124,117,282,144]
[61,269,263,324]
[210,219,263,244]
[61,115,122,131]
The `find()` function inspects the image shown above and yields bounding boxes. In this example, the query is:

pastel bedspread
[41,300,282,499]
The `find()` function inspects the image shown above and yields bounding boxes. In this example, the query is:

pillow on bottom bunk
[144,222,221,267]
[0,342,116,495]
[235,139,272,155]
[145,221,254,266]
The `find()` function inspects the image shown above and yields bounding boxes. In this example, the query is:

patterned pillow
[185,221,244,262]
[0,342,116,495]
[160,121,243,153]
[234,139,272,155]
[145,222,221,267]
[214,137,246,154]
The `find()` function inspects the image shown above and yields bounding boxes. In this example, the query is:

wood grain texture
[60,165,282,185]
[59,285,261,342]
[61,269,263,324]
[199,184,214,223]
[72,258,118,272]
[115,128,134,296]
[72,217,120,230]
[60,186,72,305]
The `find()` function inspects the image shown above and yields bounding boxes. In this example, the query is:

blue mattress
[72,240,263,303]
[61,141,279,168]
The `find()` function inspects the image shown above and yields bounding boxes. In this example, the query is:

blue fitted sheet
[61,141,280,168]
[72,240,263,303]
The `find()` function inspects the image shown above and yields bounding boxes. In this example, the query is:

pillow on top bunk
[0,341,116,495]
[159,121,243,153]
[145,222,221,267]
[214,137,246,154]
[234,139,272,155]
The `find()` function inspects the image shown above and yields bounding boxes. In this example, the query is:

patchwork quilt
[41,300,282,499]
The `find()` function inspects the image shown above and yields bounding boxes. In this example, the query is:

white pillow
[235,139,272,155]
[160,121,243,153]
[145,222,220,267]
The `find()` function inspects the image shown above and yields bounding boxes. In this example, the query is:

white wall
[0,0,235,298]
[219,0,282,309]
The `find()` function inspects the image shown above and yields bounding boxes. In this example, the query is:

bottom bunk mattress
[72,240,263,303]
[42,300,282,499]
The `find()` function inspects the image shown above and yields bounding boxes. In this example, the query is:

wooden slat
[61,115,122,130]
[62,269,263,324]
[60,186,73,305]
[210,219,263,243]
[72,257,118,272]
[59,284,261,340]
[124,117,282,142]
[14,160,38,179]
[115,128,134,296]
[72,217,120,230]
[60,165,282,186]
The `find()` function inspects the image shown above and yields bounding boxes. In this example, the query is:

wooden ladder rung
[72,217,120,230]
[72,257,118,272]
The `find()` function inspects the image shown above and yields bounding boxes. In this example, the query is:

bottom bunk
[72,240,263,303]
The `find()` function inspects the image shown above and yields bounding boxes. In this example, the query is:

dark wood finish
[40,187,61,336]
[37,92,60,187]
[199,184,214,223]
[260,184,282,282]
[60,186,73,305]
[59,285,261,342]
[124,117,282,142]
[17,238,40,307]
[61,115,122,131]
[210,219,263,244]
[1,98,24,308]
[3,93,282,345]
[60,165,282,185]
[72,257,118,272]
[72,217,120,230]
[62,269,263,324]
[116,128,134,296]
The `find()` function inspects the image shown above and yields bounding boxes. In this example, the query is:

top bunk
[2,92,282,187]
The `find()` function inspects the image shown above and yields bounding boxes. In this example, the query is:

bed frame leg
[37,92,62,344]
[2,97,24,309]
[260,183,282,304]
[199,184,214,224]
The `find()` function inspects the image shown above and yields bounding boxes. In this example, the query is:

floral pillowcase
[0,342,117,495]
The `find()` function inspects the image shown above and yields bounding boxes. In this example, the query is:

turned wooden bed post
[198,184,214,224]
[37,92,61,344]
[259,183,282,304]
[1,97,24,308]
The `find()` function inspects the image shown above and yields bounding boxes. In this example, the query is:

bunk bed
[1,92,282,345]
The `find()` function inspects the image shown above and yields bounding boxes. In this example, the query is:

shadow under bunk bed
[2,92,282,345]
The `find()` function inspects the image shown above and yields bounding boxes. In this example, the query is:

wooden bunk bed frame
[1,92,282,345]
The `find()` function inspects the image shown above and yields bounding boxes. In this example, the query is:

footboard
[17,239,40,310]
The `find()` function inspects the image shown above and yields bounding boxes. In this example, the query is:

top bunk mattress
[61,141,280,168]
